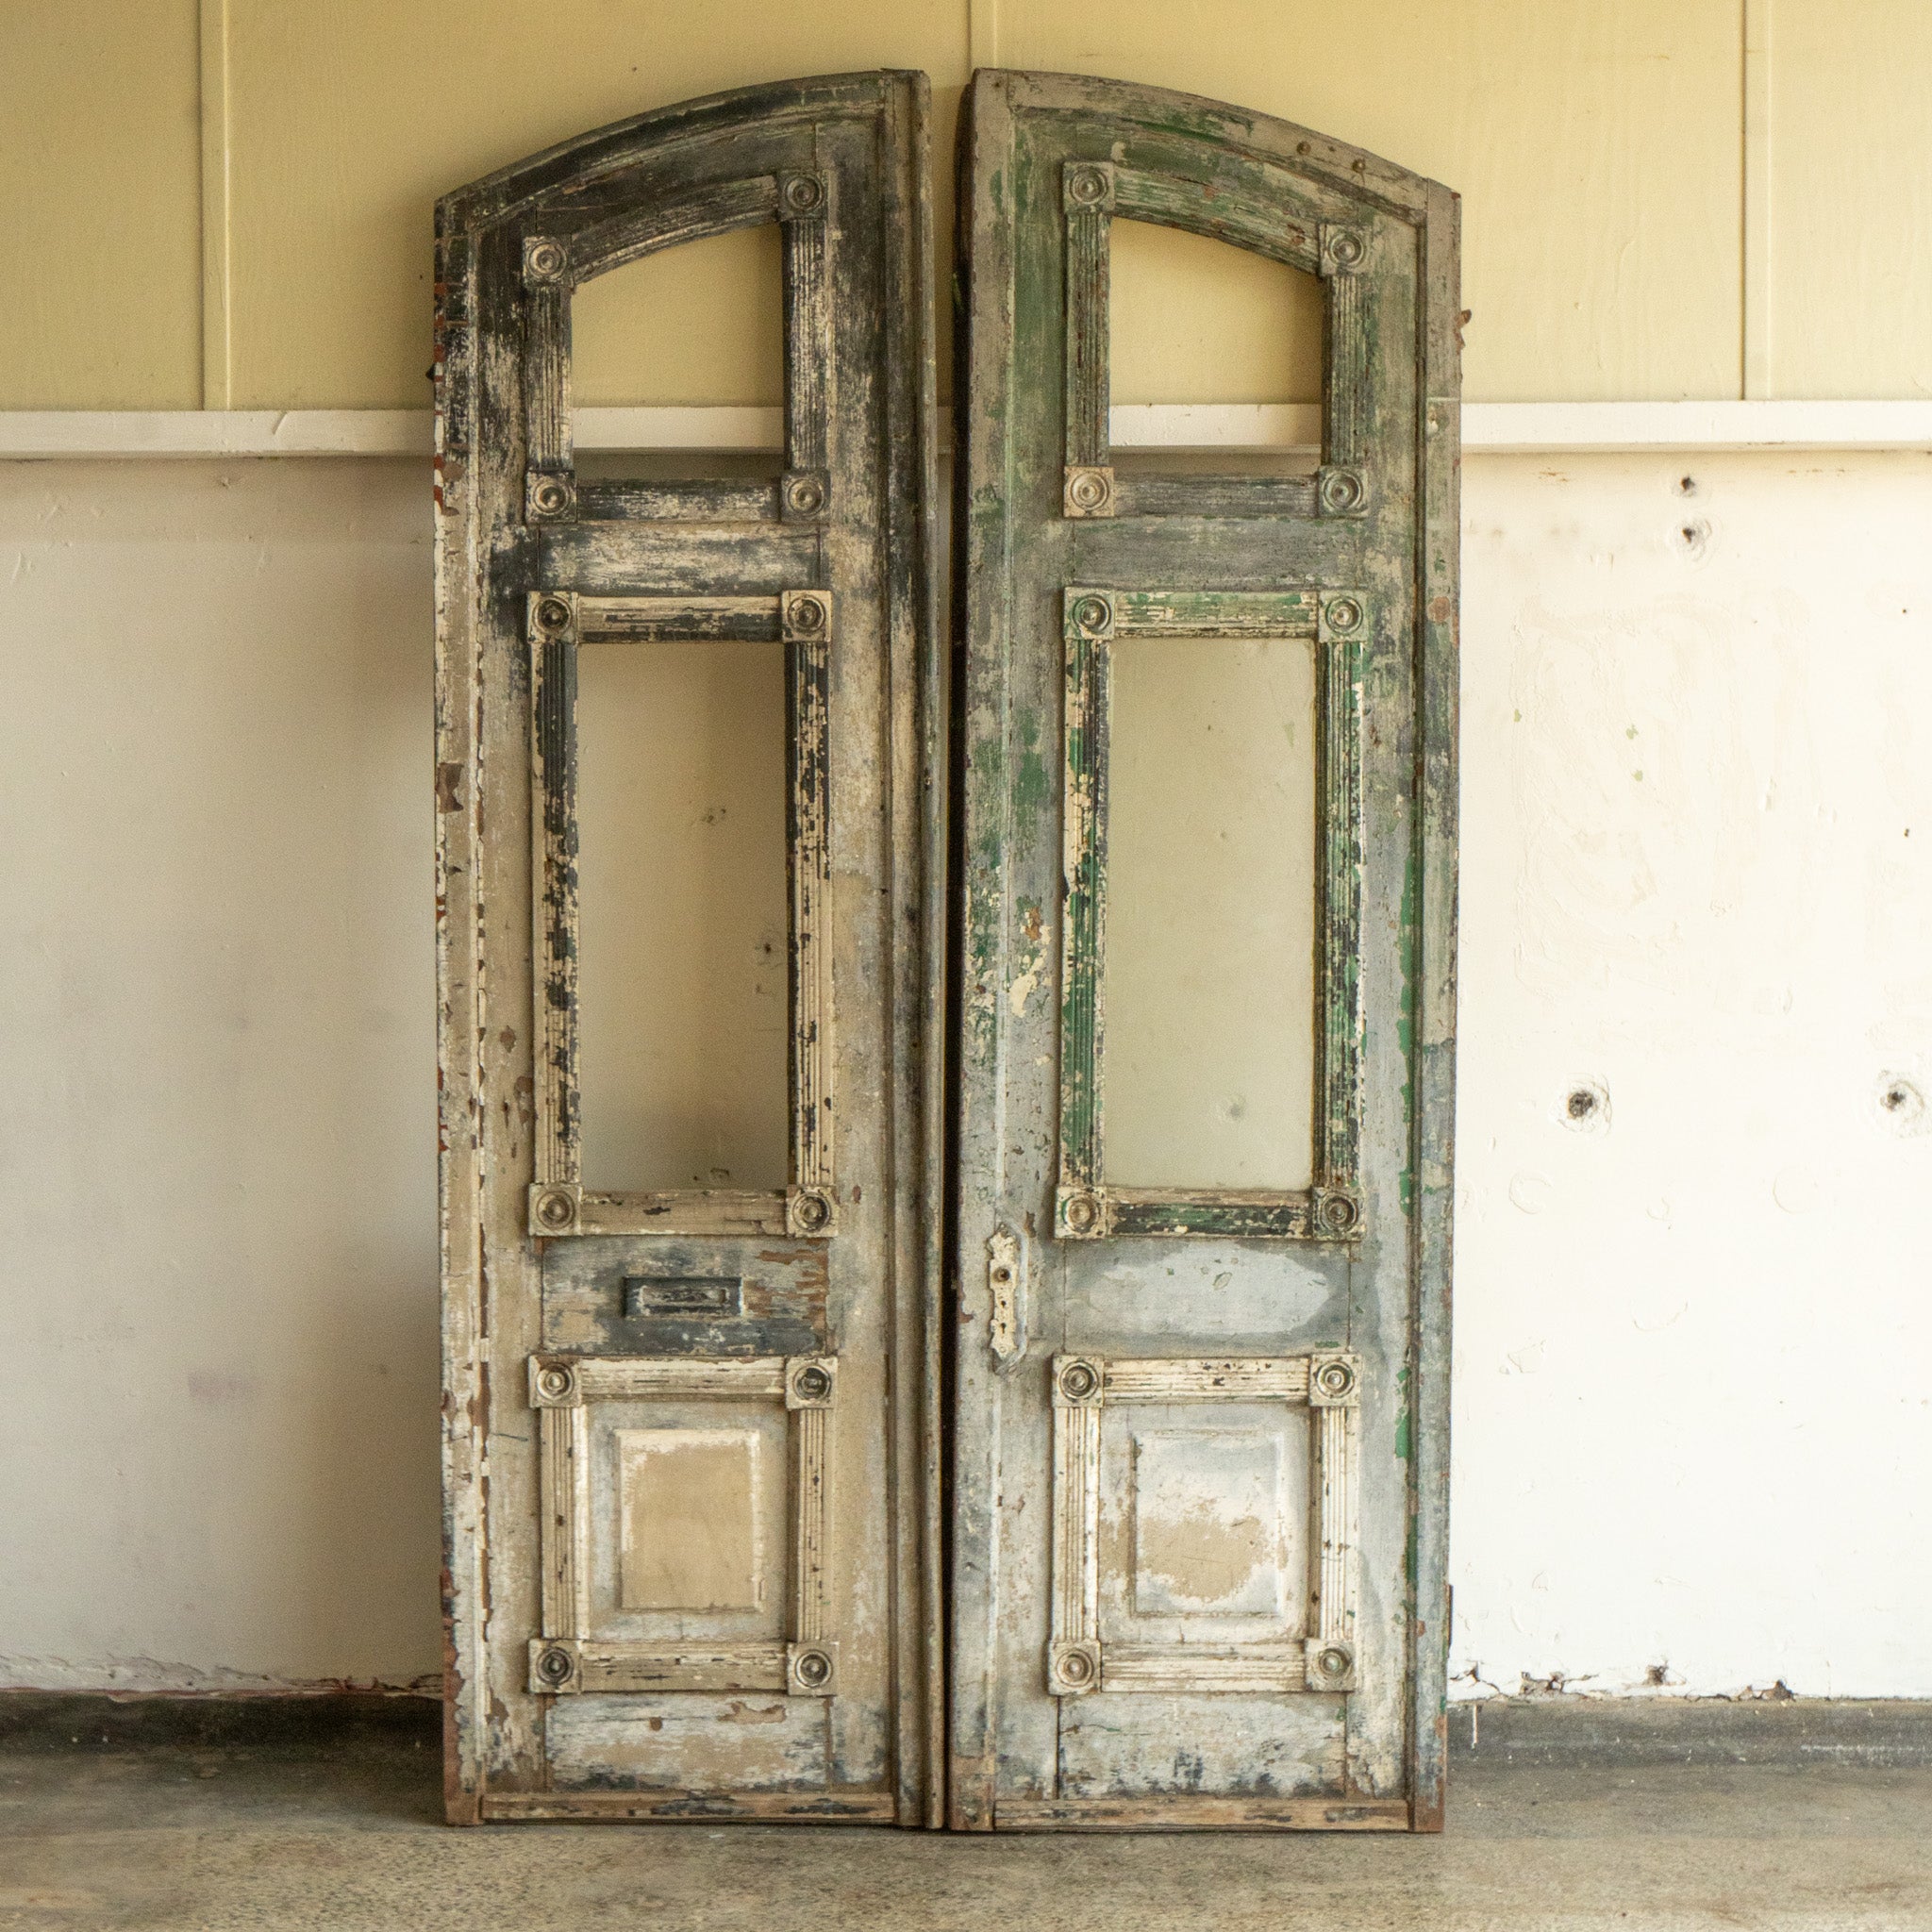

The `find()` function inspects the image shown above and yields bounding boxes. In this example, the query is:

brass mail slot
[622,1275,744,1320]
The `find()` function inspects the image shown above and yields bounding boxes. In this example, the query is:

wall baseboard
[0,1689,437,1754]
[1451,1696,1932,1768]
[3,1690,1926,1769]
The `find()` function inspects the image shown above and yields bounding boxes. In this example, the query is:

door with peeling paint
[949,71,1459,1831]
[434,75,944,1824]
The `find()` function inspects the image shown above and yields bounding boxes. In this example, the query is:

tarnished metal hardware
[987,1226,1023,1365]
[623,1275,743,1319]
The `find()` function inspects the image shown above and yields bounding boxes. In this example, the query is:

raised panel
[616,1427,765,1614]
[1126,1427,1291,1621]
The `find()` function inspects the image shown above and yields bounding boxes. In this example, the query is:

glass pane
[1104,635,1317,1190]
[572,224,783,407]
[576,639,789,1191]
[1108,218,1324,406]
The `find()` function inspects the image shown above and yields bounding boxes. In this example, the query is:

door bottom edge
[481,1790,900,1824]
[993,1795,1412,1832]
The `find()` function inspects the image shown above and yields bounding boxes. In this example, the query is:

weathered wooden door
[434,74,943,1824]
[950,71,1458,1830]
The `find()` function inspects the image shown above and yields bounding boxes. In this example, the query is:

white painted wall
[1453,451,1932,1699]
[0,458,441,1690]
[0,449,1926,1697]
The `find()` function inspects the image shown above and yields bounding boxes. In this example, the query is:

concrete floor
[0,1706,1926,1931]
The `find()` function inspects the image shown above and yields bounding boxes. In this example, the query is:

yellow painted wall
[1770,2,1932,400]
[0,0,202,408]
[0,0,1926,409]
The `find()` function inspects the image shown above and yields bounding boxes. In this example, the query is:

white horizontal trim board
[5,401,1932,459]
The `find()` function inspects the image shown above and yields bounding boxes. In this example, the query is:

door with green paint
[948,70,1459,1831]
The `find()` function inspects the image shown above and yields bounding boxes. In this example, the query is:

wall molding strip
[6,400,1932,460]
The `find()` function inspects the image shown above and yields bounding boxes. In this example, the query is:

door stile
[1407,184,1461,1835]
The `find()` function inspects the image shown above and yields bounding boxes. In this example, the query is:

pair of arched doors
[435,69,1457,1831]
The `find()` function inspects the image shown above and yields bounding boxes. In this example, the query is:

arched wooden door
[434,73,944,1824]
[950,70,1459,1832]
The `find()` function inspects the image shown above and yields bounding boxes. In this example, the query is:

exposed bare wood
[481,1790,901,1823]
[996,1796,1411,1832]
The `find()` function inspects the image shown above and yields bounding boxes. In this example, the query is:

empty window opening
[1108,218,1324,409]
[1103,633,1318,1190]
[575,638,790,1191]
[572,221,784,408]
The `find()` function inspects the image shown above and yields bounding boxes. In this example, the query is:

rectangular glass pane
[1104,635,1317,1190]
[576,638,789,1191]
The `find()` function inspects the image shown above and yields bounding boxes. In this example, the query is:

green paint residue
[1397,836,1420,1215]
[1011,707,1051,848]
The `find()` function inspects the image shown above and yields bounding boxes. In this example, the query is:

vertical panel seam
[1742,0,1773,399]
[198,0,231,408]
[968,0,999,70]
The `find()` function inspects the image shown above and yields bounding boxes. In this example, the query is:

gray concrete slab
[0,1699,1925,1931]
